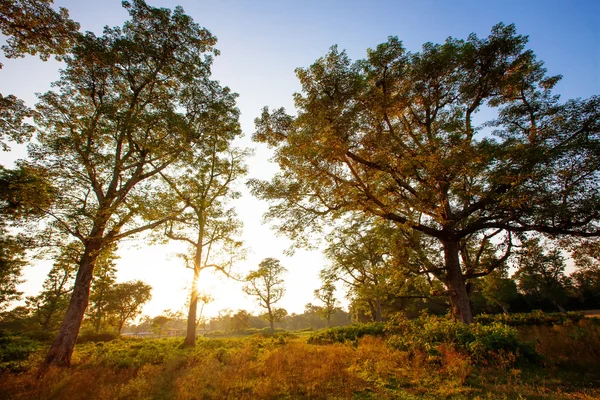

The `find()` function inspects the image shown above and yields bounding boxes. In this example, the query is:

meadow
[1,313,600,399]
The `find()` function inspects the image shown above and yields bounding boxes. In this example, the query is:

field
[1,316,600,399]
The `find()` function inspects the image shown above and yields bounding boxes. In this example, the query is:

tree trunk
[184,267,200,346]
[43,240,101,367]
[366,300,376,322]
[374,298,383,322]
[443,240,473,324]
[267,305,274,333]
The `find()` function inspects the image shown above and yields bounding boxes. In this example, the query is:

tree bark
[375,298,383,322]
[267,304,274,333]
[443,240,474,324]
[43,239,102,367]
[184,267,200,346]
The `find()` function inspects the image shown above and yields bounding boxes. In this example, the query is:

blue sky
[1,0,599,318]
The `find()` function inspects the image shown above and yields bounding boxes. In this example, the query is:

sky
[1,0,599,319]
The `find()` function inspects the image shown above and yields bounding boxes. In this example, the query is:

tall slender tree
[314,281,339,327]
[157,118,246,346]
[244,258,287,333]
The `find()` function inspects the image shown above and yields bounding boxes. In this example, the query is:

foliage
[309,315,539,365]
[0,229,26,310]
[25,242,79,329]
[307,322,386,345]
[514,238,571,312]
[105,281,152,334]
[386,315,538,364]
[478,268,519,314]
[250,23,600,324]
[0,0,80,64]
[0,331,40,362]
[568,238,600,308]
[475,310,585,326]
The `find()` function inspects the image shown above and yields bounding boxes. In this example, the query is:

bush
[475,310,585,326]
[307,323,385,345]
[386,315,537,364]
[0,331,41,371]
[77,331,118,343]
[23,330,55,342]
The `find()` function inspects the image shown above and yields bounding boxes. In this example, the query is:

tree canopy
[251,23,600,323]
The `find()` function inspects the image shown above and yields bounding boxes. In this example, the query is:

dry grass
[1,322,599,399]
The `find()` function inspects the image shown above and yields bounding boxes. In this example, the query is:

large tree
[250,24,600,323]
[25,0,229,366]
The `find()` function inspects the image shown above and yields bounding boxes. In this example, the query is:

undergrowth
[0,314,599,399]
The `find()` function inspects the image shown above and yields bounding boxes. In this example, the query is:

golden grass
[1,322,599,400]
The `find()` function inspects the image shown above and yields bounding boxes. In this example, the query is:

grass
[0,318,599,399]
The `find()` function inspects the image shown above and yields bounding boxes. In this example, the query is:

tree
[250,24,600,324]
[105,280,152,334]
[514,239,570,312]
[157,120,247,347]
[314,281,339,327]
[86,246,118,333]
[479,268,519,314]
[27,243,79,330]
[0,232,25,310]
[569,239,600,308]
[0,0,79,66]
[152,314,171,338]
[244,258,287,333]
[323,217,436,321]
[21,0,232,367]
[230,309,251,332]
[194,292,213,332]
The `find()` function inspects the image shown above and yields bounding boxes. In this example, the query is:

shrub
[23,330,55,342]
[386,316,537,364]
[0,331,41,371]
[77,331,118,343]
[475,310,585,326]
[307,323,385,345]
